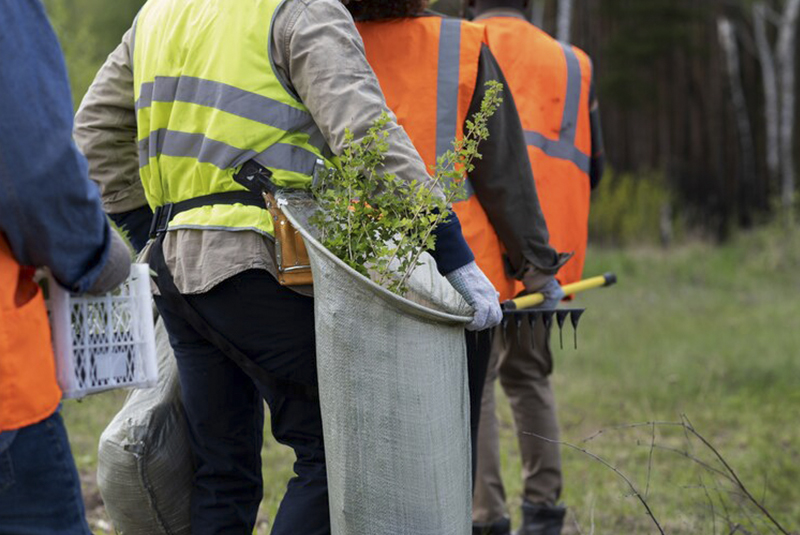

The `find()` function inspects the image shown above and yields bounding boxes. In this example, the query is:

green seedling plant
[311,81,503,295]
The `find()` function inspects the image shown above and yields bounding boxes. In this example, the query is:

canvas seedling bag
[283,196,473,535]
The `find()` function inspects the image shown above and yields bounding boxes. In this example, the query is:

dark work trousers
[466,329,493,491]
[154,269,329,535]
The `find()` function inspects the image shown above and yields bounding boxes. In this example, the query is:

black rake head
[495,308,587,350]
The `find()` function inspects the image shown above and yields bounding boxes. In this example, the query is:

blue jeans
[0,411,91,535]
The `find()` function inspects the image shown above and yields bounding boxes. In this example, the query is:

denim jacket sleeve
[0,0,111,293]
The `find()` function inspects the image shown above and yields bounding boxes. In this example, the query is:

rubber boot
[514,501,566,535]
[472,517,511,535]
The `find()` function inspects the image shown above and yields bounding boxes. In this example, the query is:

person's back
[355,15,518,301]
[479,15,596,288]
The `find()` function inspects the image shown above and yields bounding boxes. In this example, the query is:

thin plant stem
[523,431,666,535]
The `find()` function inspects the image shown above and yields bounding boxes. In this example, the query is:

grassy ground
[62,225,800,534]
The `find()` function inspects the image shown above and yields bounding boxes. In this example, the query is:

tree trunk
[777,0,800,222]
[718,17,757,225]
[557,0,572,42]
[753,2,781,190]
[530,0,546,28]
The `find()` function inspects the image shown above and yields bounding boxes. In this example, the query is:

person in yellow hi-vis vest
[75,0,505,533]
[466,1,606,534]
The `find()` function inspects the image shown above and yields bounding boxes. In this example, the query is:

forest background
[46,0,800,243]
[43,0,800,534]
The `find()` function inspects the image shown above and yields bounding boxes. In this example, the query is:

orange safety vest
[480,16,593,288]
[0,235,61,433]
[357,16,519,301]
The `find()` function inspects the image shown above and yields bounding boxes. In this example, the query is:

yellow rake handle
[503,272,617,311]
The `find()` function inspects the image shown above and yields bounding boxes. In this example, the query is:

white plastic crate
[47,263,158,399]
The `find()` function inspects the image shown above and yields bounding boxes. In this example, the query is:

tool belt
[148,185,312,287]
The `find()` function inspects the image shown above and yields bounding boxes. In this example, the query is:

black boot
[514,501,566,535]
[472,517,511,535]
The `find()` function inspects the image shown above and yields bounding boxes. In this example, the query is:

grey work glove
[522,265,565,309]
[445,261,503,332]
[86,229,132,295]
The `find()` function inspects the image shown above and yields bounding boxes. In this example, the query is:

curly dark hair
[343,0,430,21]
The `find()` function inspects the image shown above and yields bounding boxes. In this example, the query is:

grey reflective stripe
[135,76,321,143]
[251,143,320,176]
[138,129,320,176]
[523,43,588,173]
[524,130,590,174]
[436,19,461,160]
[559,42,582,144]
[435,18,476,198]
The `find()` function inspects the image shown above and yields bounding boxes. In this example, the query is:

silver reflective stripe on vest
[138,129,320,176]
[435,18,475,198]
[436,19,461,160]
[524,130,590,174]
[525,43,589,173]
[559,43,582,144]
[136,76,323,146]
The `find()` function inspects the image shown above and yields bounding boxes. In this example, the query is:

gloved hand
[522,265,564,309]
[445,261,503,331]
[86,228,132,295]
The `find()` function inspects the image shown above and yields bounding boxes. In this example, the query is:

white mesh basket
[47,263,158,399]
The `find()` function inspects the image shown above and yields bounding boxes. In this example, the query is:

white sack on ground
[97,317,192,535]
[283,195,474,535]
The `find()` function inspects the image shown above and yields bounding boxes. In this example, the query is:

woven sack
[282,196,473,535]
[97,317,192,535]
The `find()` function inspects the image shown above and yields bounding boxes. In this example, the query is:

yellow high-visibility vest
[133,0,333,235]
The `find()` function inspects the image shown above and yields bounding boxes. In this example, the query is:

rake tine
[527,311,539,349]
[556,310,570,350]
[539,310,553,352]
[486,325,494,348]
[501,316,510,345]
[570,309,585,349]
[515,315,524,346]
[541,310,554,336]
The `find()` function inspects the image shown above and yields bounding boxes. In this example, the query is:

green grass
[62,225,800,534]
[537,226,800,534]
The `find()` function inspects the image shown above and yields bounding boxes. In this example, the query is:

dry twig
[523,431,666,534]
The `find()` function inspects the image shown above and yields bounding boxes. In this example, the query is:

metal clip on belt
[148,203,174,239]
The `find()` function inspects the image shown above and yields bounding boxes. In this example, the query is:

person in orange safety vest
[467,0,606,534]
[345,0,571,493]
[0,1,131,532]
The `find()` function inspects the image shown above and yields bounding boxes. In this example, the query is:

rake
[492,272,617,349]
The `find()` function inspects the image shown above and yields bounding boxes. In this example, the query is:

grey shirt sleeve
[74,28,145,214]
[272,0,441,197]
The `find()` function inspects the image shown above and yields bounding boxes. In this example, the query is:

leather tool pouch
[234,160,314,287]
[264,192,313,287]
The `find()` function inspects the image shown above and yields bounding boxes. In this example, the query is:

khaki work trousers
[472,317,562,524]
